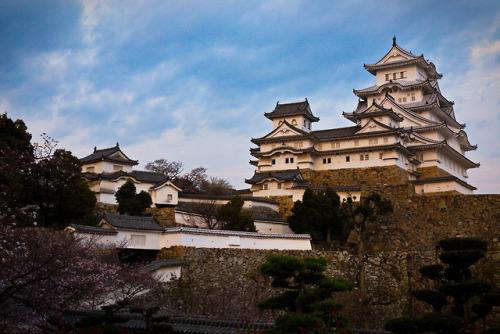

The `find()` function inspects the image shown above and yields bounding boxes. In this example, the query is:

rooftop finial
[305,97,308,102]
[94,146,97,152]
[276,101,279,106]
[393,36,396,46]
[116,142,119,147]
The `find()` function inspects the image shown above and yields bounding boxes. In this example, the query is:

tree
[344,192,393,329]
[23,149,96,228]
[145,159,184,179]
[175,166,208,193]
[115,179,152,215]
[258,255,354,333]
[0,223,163,332]
[200,176,233,195]
[0,114,34,214]
[1,114,96,228]
[216,195,256,232]
[386,238,500,334]
[288,188,346,242]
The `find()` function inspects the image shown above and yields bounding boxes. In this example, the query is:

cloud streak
[1,0,499,192]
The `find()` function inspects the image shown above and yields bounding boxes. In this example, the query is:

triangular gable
[266,121,307,139]
[98,220,117,230]
[356,119,396,134]
[151,180,182,192]
[375,44,419,65]
[380,96,439,127]
[360,102,391,115]
[109,151,129,161]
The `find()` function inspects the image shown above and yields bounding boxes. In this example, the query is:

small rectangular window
[277,183,282,189]
[327,158,331,163]
[272,159,276,165]
[365,154,369,160]
[393,73,397,80]
[336,142,340,148]
[379,153,383,159]
[411,96,416,101]
[323,158,327,164]
[264,184,268,190]
[354,140,359,146]
[384,137,388,143]
[167,194,173,201]
[402,97,407,102]
[360,154,364,161]
[385,74,390,81]
[290,158,294,163]
[285,158,289,163]
[131,235,146,246]
[346,156,350,162]
[86,166,95,172]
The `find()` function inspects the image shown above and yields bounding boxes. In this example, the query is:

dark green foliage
[418,313,463,334]
[419,264,444,280]
[439,249,486,269]
[385,317,421,334]
[259,255,353,333]
[411,290,447,312]
[386,237,498,333]
[288,188,345,242]
[354,192,394,224]
[439,237,487,252]
[386,313,462,334]
[216,195,256,232]
[115,180,152,215]
[0,114,34,212]
[1,114,97,228]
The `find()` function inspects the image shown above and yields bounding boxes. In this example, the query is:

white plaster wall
[161,230,311,250]
[254,221,293,234]
[178,198,279,211]
[376,65,415,86]
[151,266,182,282]
[151,185,179,206]
[175,211,207,228]
[74,232,117,247]
[114,230,164,250]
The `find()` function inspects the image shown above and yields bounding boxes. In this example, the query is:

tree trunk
[358,232,369,329]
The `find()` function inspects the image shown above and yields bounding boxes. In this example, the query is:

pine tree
[259,255,353,333]
[386,237,500,334]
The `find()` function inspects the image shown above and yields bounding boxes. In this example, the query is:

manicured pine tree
[386,237,500,334]
[258,254,353,333]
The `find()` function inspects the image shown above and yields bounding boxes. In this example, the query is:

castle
[246,38,479,200]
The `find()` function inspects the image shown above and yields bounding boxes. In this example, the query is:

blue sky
[1,0,499,193]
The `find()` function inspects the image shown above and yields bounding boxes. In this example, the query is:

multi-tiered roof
[246,38,479,195]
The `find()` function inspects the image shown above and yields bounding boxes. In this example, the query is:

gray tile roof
[264,100,319,122]
[142,259,182,272]
[83,170,169,185]
[69,224,118,235]
[245,169,309,185]
[80,144,138,165]
[101,213,164,231]
[312,126,360,139]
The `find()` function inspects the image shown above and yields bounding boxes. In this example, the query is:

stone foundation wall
[301,165,410,187]
[361,185,500,251]
[146,207,176,227]
[262,195,294,217]
[157,246,500,329]
[416,166,451,179]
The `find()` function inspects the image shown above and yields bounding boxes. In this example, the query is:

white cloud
[444,37,500,193]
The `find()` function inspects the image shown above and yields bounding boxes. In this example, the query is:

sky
[1,0,500,193]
